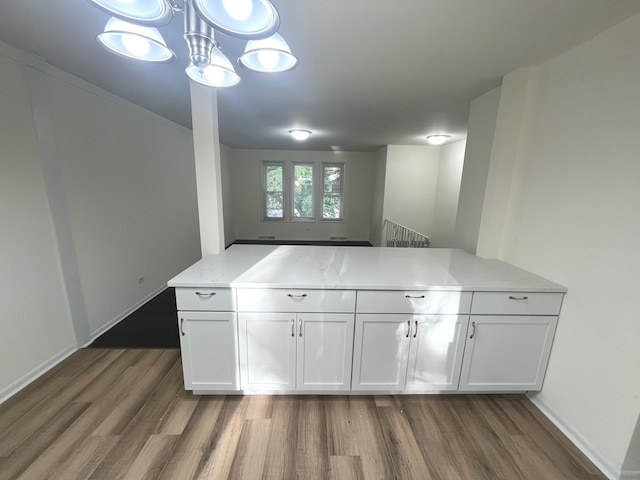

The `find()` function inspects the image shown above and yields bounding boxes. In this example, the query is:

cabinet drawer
[356,290,472,314]
[175,288,235,311]
[470,292,563,315]
[237,289,356,313]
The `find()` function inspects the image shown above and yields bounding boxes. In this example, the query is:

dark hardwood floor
[0,349,605,480]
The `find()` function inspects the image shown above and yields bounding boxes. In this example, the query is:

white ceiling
[1,1,639,151]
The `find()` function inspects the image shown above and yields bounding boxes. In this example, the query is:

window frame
[262,161,286,222]
[320,162,345,222]
[290,162,316,222]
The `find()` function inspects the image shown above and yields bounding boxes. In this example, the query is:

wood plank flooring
[0,349,605,480]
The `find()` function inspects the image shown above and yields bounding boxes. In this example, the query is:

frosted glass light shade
[88,0,173,26]
[426,134,451,145]
[192,0,279,38]
[98,18,175,62]
[186,49,240,87]
[289,129,311,141]
[239,33,298,73]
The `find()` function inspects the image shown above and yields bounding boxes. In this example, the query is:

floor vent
[258,235,276,240]
[330,236,348,240]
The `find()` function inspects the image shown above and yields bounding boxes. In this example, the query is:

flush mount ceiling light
[289,129,311,141]
[88,0,298,88]
[426,134,451,145]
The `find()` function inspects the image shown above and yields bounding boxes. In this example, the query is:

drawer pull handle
[406,320,411,338]
[470,321,476,339]
[508,295,529,301]
[291,319,295,337]
[195,291,216,298]
[405,295,425,299]
[299,319,303,337]
[287,293,308,299]
[180,318,185,336]
[413,320,418,338]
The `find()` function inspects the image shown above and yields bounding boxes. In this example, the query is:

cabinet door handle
[405,295,425,299]
[195,291,216,297]
[299,319,303,337]
[413,320,418,338]
[406,320,411,338]
[291,319,295,337]
[469,321,476,339]
[287,293,308,299]
[508,295,528,300]
[180,318,185,336]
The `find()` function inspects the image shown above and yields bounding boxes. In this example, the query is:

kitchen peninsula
[168,245,566,395]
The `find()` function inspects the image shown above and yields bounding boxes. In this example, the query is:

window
[263,162,284,220]
[322,163,344,221]
[261,160,344,222]
[292,163,314,221]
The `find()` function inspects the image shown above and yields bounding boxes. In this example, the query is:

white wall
[454,86,501,253]
[229,149,375,241]
[368,146,388,246]
[475,12,640,479]
[0,46,76,402]
[431,140,465,247]
[0,42,200,401]
[383,145,440,237]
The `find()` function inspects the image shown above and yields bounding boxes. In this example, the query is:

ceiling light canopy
[426,134,451,145]
[289,129,311,141]
[97,18,175,62]
[89,0,297,88]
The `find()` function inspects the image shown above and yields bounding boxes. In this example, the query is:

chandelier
[88,0,298,88]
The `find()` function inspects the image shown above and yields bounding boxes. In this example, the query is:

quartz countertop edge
[168,245,567,293]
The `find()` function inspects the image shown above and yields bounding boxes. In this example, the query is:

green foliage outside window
[293,164,314,218]
[265,164,284,218]
[322,165,343,220]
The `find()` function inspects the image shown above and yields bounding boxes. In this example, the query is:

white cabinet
[352,290,471,392]
[351,314,469,391]
[178,311,239,391]
[237,288,356,392]
[458,291,562,392]
[238,312,354,391]
[176,287,239,392]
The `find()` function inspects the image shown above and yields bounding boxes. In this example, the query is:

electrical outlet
[138,276,145,284]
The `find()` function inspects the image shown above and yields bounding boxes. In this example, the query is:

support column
[189,81,225,255]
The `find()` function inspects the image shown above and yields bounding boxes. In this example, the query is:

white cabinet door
[178,311,239,391]
[405,315,469,391]
[238,313,296,391]
[296,314,354,391]
[459,315,558,392]
[239,313,355,392]
[351,314,411,391]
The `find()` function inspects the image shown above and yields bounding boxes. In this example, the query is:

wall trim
[0,346,77,406]
[82,285,168,347]
[528,394,620,480]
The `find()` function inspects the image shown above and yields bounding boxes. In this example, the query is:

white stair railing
[383,218,430,248]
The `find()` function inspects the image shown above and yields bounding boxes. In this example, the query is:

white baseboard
[0,285,170,406]
[528,394,621,480]
[81,285,168,348]
[0,345,77,405]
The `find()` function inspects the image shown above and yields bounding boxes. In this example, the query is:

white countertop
[168,245,566,292]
